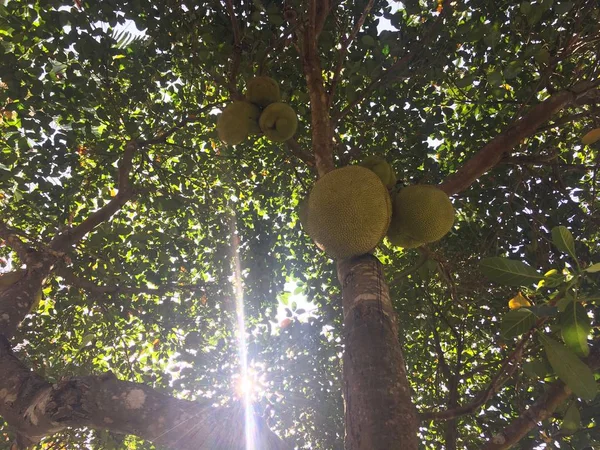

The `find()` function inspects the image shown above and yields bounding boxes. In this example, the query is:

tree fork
[337,255,419,449]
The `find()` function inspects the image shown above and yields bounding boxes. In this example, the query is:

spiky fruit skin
[359,156,396,189]
[386,226,423,249]
[217,101,261,145]
[246,76,281,108]
[388,185,454,247]
[259,102,298,142]
[306,166,392,259]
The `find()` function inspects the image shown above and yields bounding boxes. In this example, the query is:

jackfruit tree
[1,1,600,450]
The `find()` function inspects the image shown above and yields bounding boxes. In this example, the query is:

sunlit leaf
[480,257,543,286]
[501,308,536,338]
[551,226,577,261]
[560,302,591,357]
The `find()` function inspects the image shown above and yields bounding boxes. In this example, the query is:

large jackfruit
[387,185,454,248]
[359,156,396,189]
[246,76,281,108]
[217,101,261,145]
[305,166,392,259]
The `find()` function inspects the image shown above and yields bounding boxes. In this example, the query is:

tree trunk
[337,255,419,449]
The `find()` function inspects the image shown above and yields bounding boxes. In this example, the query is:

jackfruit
[305,166,392,259]
[387,185,454,248]
[259,102,298,142]
[359,156,396,189]
[246,76,281,108]
[217,101,261,145]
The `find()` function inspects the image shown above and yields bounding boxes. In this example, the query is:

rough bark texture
[0,335,289,450]
[337,255,419,449]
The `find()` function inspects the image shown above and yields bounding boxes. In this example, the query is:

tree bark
[337,255,419,449]
[0,335,289,450]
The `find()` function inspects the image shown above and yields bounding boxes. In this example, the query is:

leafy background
[0,0,599,448]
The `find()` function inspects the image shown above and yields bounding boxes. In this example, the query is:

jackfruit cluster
[299,158,454,258]
[217,76,298,145]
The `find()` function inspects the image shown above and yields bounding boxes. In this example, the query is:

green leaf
[360,35,376,48]
[560,302,591,357]
[584,263,600,273]
[551,226,577,261]
[501,308,536,338]
[480,257,543,286]
[78,333,95,350]
[540,335,597,401]
[523,359,552,378]
[561,401,581,435]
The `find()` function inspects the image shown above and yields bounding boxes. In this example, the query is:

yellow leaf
[509,292,531,310]
[110,189,117,197]
[581,128,600,145]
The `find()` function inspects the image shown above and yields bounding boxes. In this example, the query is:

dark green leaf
[551,226,577,261]
[501,308,536,338]
[480,257,543,286]
[540,335,597,401]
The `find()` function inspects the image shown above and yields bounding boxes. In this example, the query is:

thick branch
[439,82,600,196]
[0,335,289,450]
[50,141,137,252]
[0,221,32,264]
[482,344,600,450]
[301,14,334,176]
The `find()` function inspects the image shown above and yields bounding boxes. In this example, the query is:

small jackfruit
[359,156,396,189]
[305,166,392,259]
[246,76,281,108]
[217,101,261,145]
[259,102,298,142]
[387,185,454,248]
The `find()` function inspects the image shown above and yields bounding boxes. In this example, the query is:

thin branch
[137,103,221,147]
[224,0,243,98]
[329,0,375,105]
[286,138,316,167]
[57,267,206,297]
[332,0,453,123]
[50,141,138,251]
[482,343,600,450]
[439,81,600,196]
[421,331,530,421]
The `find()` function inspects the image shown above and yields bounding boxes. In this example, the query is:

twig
[328,0,375,104]
[421,331,530,421]
[50,141,137,251]
[57,267,206,296]
[332,0,453,123]
[224,0,243,98]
